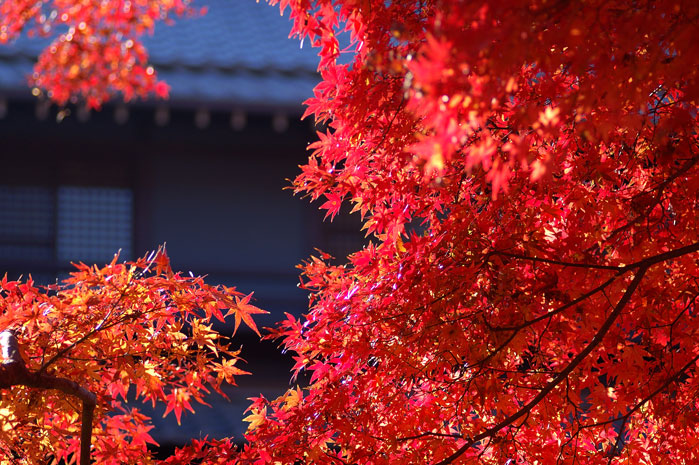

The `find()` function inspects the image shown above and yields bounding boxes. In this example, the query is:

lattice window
[0,185,133,277]
[56,186,133,263]
[0,186,55,263]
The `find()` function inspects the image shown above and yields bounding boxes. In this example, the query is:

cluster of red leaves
[236,1,699,464]
[0,0,201,108]
[0,249,261,464]
[3,0,699,464]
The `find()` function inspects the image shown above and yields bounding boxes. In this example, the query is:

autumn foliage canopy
[2,0,699,464]
[0,250,261,464]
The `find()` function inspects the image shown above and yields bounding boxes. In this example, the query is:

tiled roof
[0,0,321,110]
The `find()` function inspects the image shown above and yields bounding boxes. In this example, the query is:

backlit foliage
[2,0,699,464]
[239,1,699,464]
[0,0,199,107]
[0,250,260,464]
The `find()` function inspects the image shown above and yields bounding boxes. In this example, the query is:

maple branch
[596,155,699,248]
[607,414,628,465]
[583,353,699,434]
[370,95,405,156]
[568,351,699,463]
[626,241,699,268]
[491,240,699,274]
[492,274,620,332]
[0,330,96,465]
[641,154,699,199]
[396,431,462,442]
[38,284,130,374]
[433,266,648,465]
[490,251,624,271]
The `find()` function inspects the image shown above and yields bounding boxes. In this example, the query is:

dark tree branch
[492,241,699,273]
[0,330,96,465]
[594,154,699,248]
[581,351,699,433]
[489,242,699,335]
[432,241,699,465]
[492,274,620,332]
[627,241,699,268]
[490,251,624,271]
[433,266,649,465]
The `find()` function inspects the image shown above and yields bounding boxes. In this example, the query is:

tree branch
[0,330,96,465]
[490,251,624,271]
[492,274,620,332]
[430,241,699,464]
[433,266,649,465]
[491,241,699,273]
[627,241,699,268]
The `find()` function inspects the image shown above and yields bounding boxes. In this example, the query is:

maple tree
[0,249,262,464]
[238,1,699,464]
[0,0,191,107]
[3,0,699,464]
